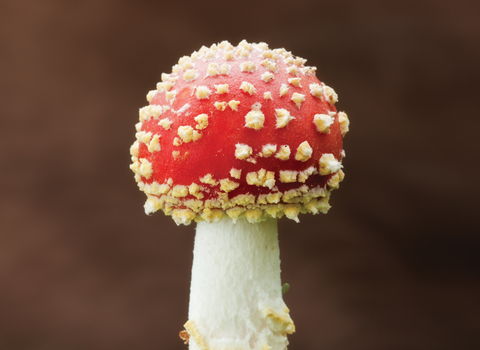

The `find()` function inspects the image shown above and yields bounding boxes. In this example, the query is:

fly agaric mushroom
[130,40,349,350]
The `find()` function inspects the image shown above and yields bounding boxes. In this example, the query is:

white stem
[185,218,295,350]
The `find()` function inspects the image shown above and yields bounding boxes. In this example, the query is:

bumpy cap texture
[130,40,350,225]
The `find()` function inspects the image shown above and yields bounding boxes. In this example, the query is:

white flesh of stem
[186,218,294,350]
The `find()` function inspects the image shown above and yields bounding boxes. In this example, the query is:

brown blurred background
[1,0,479,349]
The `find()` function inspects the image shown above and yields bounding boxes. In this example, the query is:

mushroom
[130,40,349,350]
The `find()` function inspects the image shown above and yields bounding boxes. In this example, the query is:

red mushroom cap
[130,40,350,225]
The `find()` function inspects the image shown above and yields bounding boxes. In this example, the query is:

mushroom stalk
[186,218,295,350]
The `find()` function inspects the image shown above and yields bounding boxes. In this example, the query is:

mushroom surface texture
[130,40,350,350]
